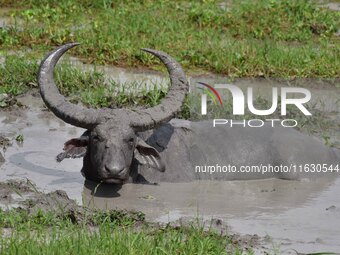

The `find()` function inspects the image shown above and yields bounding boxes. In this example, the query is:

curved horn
[129,49,189,131]
[38,43,105,129]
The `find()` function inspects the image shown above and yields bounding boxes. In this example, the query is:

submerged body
[130,119,340,183]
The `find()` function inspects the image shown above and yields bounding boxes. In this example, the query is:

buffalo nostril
[105,165,125,176]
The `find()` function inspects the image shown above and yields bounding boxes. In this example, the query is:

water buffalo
[38,43,340,184]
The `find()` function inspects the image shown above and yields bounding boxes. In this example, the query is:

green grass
[0,208,246,255]
[0,0,339,77]
[0,55,170,109]
[0,55,39,96]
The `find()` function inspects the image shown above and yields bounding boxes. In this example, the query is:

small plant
[15,134,24,143]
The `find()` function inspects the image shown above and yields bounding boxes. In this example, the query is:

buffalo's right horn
[38,43,109,129]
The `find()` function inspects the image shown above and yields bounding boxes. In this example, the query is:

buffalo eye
[92,134,100,142]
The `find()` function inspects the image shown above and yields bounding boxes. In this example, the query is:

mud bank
[0,179,77,214]
[0,179,260,253]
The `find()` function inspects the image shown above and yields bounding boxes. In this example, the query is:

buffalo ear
[56,137,88,162]
[134,137,165,172]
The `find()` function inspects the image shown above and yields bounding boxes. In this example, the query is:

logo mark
[198,83,312,116]
[197,82,224,115]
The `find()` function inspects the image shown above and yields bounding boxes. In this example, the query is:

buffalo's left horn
[129,49,189,131]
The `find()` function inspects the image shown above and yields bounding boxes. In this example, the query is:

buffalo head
[38,43,189,184]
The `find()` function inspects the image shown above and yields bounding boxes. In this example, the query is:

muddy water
[1,74,340,254]
[82,178,340,254]
[0,95,85,203]
[0,9,13,28]
[324,2,340,11]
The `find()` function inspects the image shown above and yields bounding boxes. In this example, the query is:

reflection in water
[84,180,122,198]
[9,151,82,185]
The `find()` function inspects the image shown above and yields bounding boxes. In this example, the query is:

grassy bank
[0,55,170,109]
[0,0,339,77]
[0,208,248,255]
